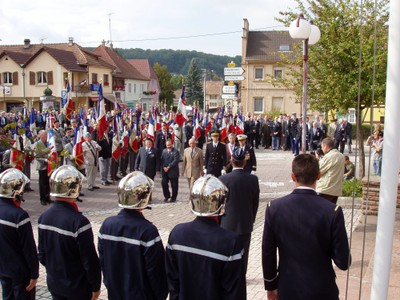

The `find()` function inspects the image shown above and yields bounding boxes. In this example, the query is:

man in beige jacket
[316,137,345,204]
[181,138,204,190]
[82,132,102,191]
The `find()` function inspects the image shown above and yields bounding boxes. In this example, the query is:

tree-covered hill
[113,48,241,78]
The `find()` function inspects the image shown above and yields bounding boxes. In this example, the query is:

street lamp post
[289,14,320,153]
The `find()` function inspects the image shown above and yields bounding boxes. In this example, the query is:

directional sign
[222,85,236,94]
[224,75,245,81]
[222,94,237,99]
[224,67,245,76]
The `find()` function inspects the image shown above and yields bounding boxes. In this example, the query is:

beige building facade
[240,19,301,116]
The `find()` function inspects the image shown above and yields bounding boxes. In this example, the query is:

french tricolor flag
[97,84,108,139]
[147,114,155,140]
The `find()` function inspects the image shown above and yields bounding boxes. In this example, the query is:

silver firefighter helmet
[117,171,154,209]
[50,165,86,199]
[0,168,30,202]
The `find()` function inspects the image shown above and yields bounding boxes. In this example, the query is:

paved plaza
[3,149,400,299]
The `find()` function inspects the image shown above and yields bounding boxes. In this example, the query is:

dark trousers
[110,158,119,180]
[239,233,252,274]
[38,169,50,202]
[161,174,178,200]
[291,138,300,155]
[0,277,35,300]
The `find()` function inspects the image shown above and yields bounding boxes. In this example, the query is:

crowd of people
[0,105,386,299]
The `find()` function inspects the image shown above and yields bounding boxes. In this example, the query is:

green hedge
[350,124,384,140]
[342,179,363,197]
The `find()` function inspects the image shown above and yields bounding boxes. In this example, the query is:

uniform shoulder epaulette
[334,205,339,211]
[249,146,253,149]
[207,141,212,145]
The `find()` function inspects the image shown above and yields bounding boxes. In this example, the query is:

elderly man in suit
[135,137,158,180]
[262,154,351,300]
[82,132,102,191]
[160,139,180,203]
[181,137,204,190]
[219,148,260,273]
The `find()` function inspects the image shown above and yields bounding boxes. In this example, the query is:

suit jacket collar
[291,188,318,196]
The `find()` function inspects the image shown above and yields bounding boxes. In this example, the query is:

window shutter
[47,71,53,85]
[0,73,2,84]
[13,72,18,85]
[29,72,35,85]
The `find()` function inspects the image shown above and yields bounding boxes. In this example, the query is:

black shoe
[88,188,94,191]
[169,198,176,203]
[106,181,112,184]
[46,199,54,204]
[40,201,47,206]
[101,181,109,186]
[25,187,34,192]
[163,198,170,202]
[79,193,85,197]
[93,186,100,189]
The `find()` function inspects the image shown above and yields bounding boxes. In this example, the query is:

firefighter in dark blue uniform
[38,165,101,300]
[237,134,257,174]
[165,175,246,300]
[204,131,227,177]
[98,171,168,299]
[0,168,38,299]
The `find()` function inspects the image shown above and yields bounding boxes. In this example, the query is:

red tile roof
[127,59,158,80]
[92,45,148,81]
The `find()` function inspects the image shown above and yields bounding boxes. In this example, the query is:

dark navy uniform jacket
[98,209,168,300]
[0,198,39,281]
[238,145,257,173]
[166,217,246,300]
[262,188,351,300]
[38,201,101,297]
[205,142,227,177]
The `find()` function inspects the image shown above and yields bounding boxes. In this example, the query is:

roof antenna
[40,37,48,44]
[107,12,115,49]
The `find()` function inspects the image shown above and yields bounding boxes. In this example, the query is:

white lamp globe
[309,24,321,45]
[289,16,311,40]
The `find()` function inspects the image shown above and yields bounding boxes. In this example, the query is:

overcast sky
[0,0,298,57]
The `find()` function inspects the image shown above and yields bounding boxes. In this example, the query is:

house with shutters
[0,38,116,112]
[240,18,301,116]
[127,59,160,111]
[92,43,152,111]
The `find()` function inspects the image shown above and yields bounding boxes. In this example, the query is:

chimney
[101,39,106,46]
[109,42,113,49]
[68,37,74,46]
[23,39,31,49]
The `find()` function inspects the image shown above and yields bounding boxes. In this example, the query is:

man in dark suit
[155,122,171,171]
[262,154,351,300]
[219,148,260,273]
[204,131,226,177]
[309,121,323,151]
[135,137,158,180]
[236,134,256,174]
[160,139,180,202]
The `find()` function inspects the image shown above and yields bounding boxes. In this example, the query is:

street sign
[222,85,236,94]
[224,75,245,81]
[224,67,245,76]
[222,94,237,99]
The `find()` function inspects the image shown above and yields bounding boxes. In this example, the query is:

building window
[272,97,283,112]
[254,68,264,80]
[128,83,132,93]
[254,97,264,113]
[143,103,147,111]
[140,84,145,94]
[134,84,137,94]
[104,75,109,86]
[92,73,98,84]
[37,72,47,84]
[279,44,290,51]
[3,72,12,84]
[274,69,283,79]
[348,109,356,124]
[210,102,218,108]
[210,95,218,100]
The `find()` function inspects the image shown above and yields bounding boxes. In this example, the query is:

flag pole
[371,0,400,298]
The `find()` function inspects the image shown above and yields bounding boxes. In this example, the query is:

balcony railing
[73,85,90,93]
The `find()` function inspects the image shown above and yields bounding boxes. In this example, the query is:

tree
[277,0,389,176]
[153,63,175,108]
[170,74,186,90]
[185,58,204,107]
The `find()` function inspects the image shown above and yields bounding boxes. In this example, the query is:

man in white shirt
[82,132,102,191]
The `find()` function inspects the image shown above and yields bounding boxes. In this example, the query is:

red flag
[10,135,23,170]
[65,99,73,121]
[47,129,58,176]
[129,129,139,153]
[73,127,85,168]
[97,84,108,139]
